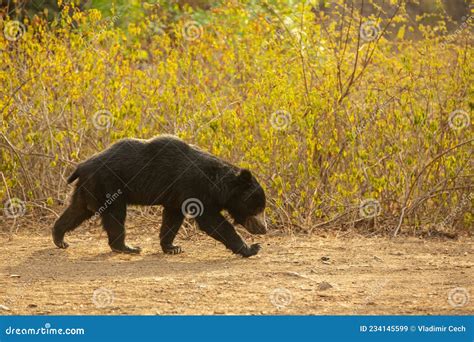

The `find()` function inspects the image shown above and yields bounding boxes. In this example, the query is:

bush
[1,0,472,234]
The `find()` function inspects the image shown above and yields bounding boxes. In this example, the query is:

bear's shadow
[6,247,235,282]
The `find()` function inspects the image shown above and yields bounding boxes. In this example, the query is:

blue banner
[0,315,472,342]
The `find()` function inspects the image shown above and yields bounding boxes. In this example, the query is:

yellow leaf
[397,25,406,40]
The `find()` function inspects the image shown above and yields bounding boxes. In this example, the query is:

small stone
[27,304,38,308]
[284,271,309,279]
[299,286,313,291]
[321,256,330,261]
[9,274,21,278]
[318,281,333,291]
[0,304,10,311]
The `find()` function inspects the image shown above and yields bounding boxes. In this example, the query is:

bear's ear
[237,169,252,183]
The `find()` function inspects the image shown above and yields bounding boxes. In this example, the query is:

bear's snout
[243,213,267,235]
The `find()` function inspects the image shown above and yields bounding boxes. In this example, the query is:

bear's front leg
[160,207,185,254]
[196,213,261,257]
[101,203,141,254]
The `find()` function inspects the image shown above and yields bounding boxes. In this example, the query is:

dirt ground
[0,219,472,315]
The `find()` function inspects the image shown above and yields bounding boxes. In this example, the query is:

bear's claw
[239,243,261,258]
[162,245,183,255]
[54,239,69,249]
[112,245,142,254]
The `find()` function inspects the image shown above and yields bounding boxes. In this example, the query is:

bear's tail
[67,168,79,184]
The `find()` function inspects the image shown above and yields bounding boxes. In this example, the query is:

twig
[394,138,474,236]
[0,133,35,194]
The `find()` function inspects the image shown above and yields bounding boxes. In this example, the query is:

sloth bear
[52,135,267,257]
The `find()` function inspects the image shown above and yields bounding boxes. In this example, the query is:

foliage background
[1,0,473,235]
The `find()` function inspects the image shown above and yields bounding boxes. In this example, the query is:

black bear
[52,135,267,257]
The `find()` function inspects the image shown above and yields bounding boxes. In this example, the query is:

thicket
[1,1,472,235]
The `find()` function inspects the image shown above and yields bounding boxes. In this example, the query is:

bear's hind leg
[160,207,184,254]
[101,202,141,254]
[52,192,93,249]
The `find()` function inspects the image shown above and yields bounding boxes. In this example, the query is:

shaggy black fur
[52,135,267,257]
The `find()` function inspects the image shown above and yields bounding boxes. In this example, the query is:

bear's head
[226,169,267,235]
